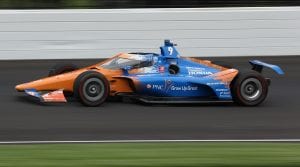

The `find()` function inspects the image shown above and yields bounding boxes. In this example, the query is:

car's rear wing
[249,60,284,75]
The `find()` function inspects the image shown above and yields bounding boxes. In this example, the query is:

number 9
[168,47,173,55]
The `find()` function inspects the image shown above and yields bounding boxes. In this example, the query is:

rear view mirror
[121,65,132,75]
[122,65,132,71]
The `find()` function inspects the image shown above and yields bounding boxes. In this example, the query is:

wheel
[74,71,109,107]
[212,61,232,69]
[48,63,78,77]
[231,70,268,106]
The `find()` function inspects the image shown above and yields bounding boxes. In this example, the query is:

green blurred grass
[0,142,300,167]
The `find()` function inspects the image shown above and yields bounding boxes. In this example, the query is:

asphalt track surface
[0,56,299,141]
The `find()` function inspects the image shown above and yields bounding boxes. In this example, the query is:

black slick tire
[74,71,109,107]
[231,70,268,106]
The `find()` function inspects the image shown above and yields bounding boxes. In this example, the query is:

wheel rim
[240,78,263,101]
[82,78,105,102]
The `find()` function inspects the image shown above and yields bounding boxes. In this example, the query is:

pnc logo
[146,84,152,89]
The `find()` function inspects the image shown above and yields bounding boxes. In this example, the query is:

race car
[15,40,284,106]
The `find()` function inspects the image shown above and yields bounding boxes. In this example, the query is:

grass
[0,142,300,167]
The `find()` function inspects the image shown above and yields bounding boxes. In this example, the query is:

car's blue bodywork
[118,40,284,102]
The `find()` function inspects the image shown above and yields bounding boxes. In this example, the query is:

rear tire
[231,70,268,106]
[74,71,109,107]
[48,63,78,77]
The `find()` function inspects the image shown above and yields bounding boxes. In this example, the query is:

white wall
[0,7,299,60]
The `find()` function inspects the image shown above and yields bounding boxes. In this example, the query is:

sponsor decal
[41,89,66,102]
[186,67,212,76]
[170,85,198,91]
[141,67,158,73]
[215,88,229,92]
[215,88,231,97]
[207,82,225,86]
[151,84,163,90]
[164,79,173,92]
[146,80,198,92]
[158,66,165,73]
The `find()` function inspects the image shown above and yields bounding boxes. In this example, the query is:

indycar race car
[15,40,284,106]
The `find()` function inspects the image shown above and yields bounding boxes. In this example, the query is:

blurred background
[0,0,299,9]
[0,0,299,59]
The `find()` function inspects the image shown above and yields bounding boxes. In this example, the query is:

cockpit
[101,53,156,70]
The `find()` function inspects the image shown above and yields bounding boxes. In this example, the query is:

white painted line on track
[0,139,300,144]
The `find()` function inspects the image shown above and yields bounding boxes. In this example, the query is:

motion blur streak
[0,7,300,59]
[1,139,300,144]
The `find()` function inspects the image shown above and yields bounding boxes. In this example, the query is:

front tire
[74,71,109,107]
[231,70,268,106]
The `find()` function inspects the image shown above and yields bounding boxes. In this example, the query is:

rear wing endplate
[249,60,284,75]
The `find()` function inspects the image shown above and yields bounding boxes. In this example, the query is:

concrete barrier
[0,7,299,59]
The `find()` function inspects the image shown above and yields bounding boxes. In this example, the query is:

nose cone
[16,80,43,92]
[15,73,78,92]
[15,84,26,92]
